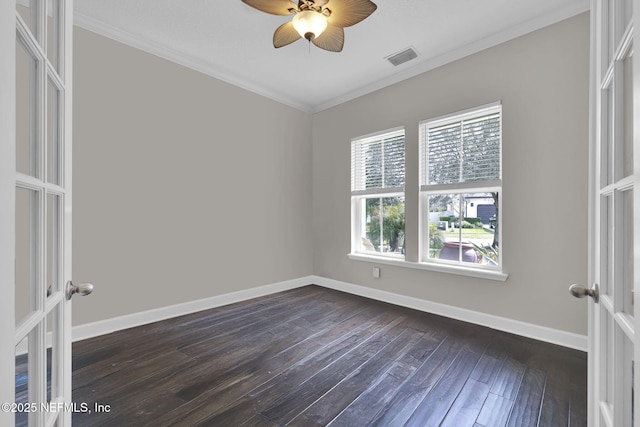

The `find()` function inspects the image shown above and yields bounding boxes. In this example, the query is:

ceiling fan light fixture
[242,0,376,52]
[292,10,328,41]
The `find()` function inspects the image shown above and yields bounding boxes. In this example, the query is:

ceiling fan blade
[326,0,377,28]
[242,0,296,16]
[273,21,302,48]
[311,25,344,52]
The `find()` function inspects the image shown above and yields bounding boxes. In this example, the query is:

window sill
[347,253,509,282]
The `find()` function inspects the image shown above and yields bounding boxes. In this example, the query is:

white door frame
[62,0,74,418]
[587,2,597,423]
[634,0,640,421]
[1,0,18,425]
[2,0,74,426]
[588,0,640,425]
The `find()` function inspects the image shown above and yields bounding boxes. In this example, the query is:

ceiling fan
[241,0,377,52]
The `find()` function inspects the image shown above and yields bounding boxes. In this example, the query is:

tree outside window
[352,128,405,257]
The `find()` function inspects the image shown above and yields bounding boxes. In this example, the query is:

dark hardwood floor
[63,285,586,426]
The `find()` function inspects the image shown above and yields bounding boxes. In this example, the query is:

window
[420,103,502,270]
[351,128,405,257]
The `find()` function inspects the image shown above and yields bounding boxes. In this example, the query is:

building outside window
[351,128,405,257]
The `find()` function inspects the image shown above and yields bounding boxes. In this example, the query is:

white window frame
[351,127,405,259]
[419,102,504,273]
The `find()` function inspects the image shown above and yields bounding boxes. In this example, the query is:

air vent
[386,47,418,67]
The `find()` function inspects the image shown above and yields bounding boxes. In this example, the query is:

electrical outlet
[372,266,380,279]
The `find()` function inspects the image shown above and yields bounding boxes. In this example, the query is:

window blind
[424,110,501,186]
[351,130,405,193]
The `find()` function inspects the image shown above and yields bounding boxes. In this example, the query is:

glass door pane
[45,305,60,415]
[15,336,29,427]
[16,0,37,37]
[607,0,634,64]
[603,311,614,413]
[602,194,614,297]
[46,193,60,299]
[620,331,634,427]
[602,82,614,186]
[46,0,60,72]
[622,50,634,178]
[46,78,61,185]
[622,190,634,317]
[16,36,39,178]
[15,187,39,327]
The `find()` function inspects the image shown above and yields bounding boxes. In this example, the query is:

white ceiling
[74,0,589,112]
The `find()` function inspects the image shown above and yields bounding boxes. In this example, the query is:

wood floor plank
[73,358,203,427]
[475,392,515,427]
[147,303,397,426]
[506,367,546,427]
[439,379,491,427]
[73,349,193,406]
[370,336,466,426]
[72,287,329,390]
[327,370,404,427]
[168,298,359,403]
[259,316,411,425]
[537,356,573,427]
[327,329,448,426]
[569,387,588,427]
[73,285,320,358]
[491,356,527,400]
[405,347,484,426]
[241,414,281,426]
[48,286,588,427]
[289,328,425,425]
[175,290,335,357]
[470,348,507,385]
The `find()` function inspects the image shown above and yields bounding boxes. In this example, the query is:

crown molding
[314,1,590,112]
[73,12,315,113]
[75,1,589,114]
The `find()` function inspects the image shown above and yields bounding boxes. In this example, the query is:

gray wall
[312,13,590,335]
[72,28,314,325]
[72,13,590,336]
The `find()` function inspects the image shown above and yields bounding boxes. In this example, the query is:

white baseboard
[310,275,588,352]
[68,274,587,352]
[71,276,313,343]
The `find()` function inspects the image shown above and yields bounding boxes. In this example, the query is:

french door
[1,0,74,426]
[589,0,640,425]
